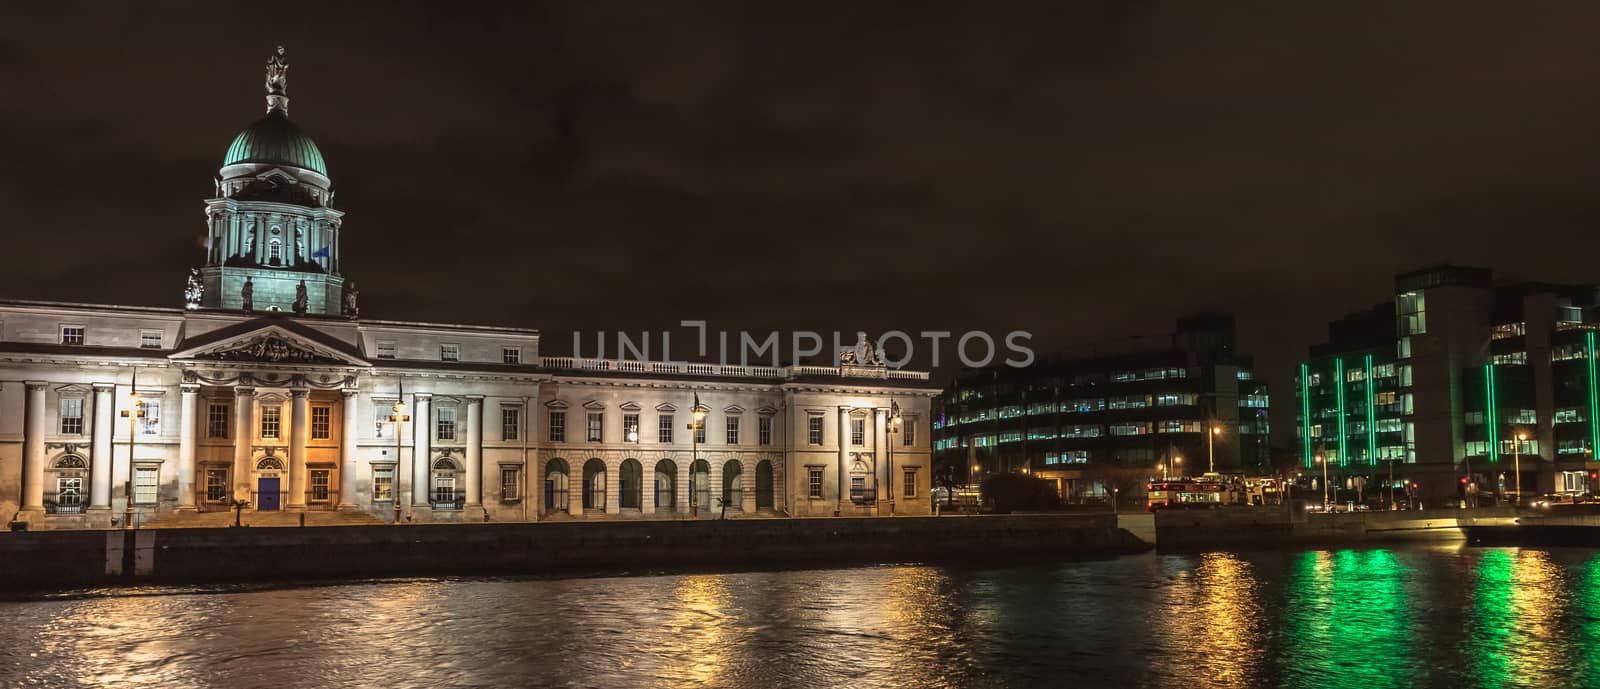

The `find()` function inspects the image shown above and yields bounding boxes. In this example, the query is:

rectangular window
[587,412,603,442]
[437,406,457,441]
[659,414,674,443]
[502,347,521,364]
[376,341,396,359]
[375,401,397,438]
[502,406,521,440]
[726,415,741,444]
[261,404,280,439]
[205,468,228,502]
[851,418,866,445]
[904,470,917,498]
[208,403,229,438]
[134,466,158,505]
[59,398,84,435]
[808,416,824,445]
[60,325,85,345]
[309,469,330,502]
[808,468,824,499]
[759,416,773,445]
[129,400,157,436]
[139,330,162,349]
[623,413,640,443]
[1396,291,1426,336]
[311,406,331,440]
[440,344,460,361]
[549,411,566,442]
[501,467,521,500]
[372,466,394,502]
[694,420,706,444]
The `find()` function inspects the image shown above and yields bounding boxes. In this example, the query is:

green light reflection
[1280,550,1414,689]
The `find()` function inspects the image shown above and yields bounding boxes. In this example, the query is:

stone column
[338,388,361,509]
[411,393,432,508]
[837,406,849,513]
[568,461,583,517]
[287,387,309,510]
[677,457,691,515]
[21,381,48,513]
[233,386,255,501]
[465,395,483,507]
[176,383,200,511]
[606,458,621,515]
[742,458,756,513]
[90,383,115,511]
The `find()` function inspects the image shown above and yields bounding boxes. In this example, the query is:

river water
[1,546,1598,689]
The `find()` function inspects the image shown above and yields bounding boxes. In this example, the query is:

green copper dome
[223,110,327,176]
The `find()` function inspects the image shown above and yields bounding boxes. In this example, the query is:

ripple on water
[2,549,1600,689]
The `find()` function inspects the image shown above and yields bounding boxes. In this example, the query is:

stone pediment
[171,324,368,367]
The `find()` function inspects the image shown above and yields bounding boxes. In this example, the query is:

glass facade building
[934,314,1269,501]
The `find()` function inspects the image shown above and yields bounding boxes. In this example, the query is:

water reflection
[5,549,1600,688]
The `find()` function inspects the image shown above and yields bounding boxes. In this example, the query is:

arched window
[256,456,285,471]
[690,459,711,512]
[755,460,774,510]
[54,455,88,469]
[544,458,569,512]
[268,238,283,265]
[654,459,677,510]
[432,456,461,507]
[582,458,607,511]
[619,459,643,509]
[722,460,743,510]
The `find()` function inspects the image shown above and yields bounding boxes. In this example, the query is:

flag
[312,245,330,258]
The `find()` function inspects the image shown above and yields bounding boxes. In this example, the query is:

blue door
[258,477,280,511]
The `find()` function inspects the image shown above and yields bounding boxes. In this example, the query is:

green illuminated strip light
[1484,362,1499,463]
[1335,359,1348,467]
[1587,332,1599,459]
[1301,363,1313,469]
[1365,354,1377,465]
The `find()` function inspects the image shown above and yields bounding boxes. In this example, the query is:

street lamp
[887,400,902,515]
[1315,453,1329,511]
[1173,456,1183,479]
[1208,425,1221,474]
[1157,463,1166,481]
[688,396,706,518]
[1514,431,1527,507]
[118,369,146,529]
[389,392,410,525]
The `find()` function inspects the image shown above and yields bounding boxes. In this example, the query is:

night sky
[6,2,1600,447]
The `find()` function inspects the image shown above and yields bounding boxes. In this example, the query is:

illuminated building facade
[933,314,1270,499]
[0,50,936,530]
[1296,265,1600,506]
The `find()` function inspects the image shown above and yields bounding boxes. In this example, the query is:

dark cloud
[5,1,1600,447]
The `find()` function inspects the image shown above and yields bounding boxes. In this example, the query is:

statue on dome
[265,46,289,96]
[184,268,204,310]
[241,277,254,313]
[342,283,360,319]
[293,280,308,315]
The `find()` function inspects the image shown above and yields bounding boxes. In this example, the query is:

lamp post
[688,399,705,518]
[1514,431,1527,507]
[1157,463,1166,481]
[118,369,145,529]
[389,393,410,525]
[1316,453,1329,511]
[887,400,902,515]
[1207,424,1224,475]
[1173,456,1183,480]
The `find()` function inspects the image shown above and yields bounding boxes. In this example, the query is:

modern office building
[0,50,938,530]
[933,314,1269,499]
[1296,265,1600,506]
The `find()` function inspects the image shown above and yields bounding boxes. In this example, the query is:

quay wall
[0,514,1146,590]
[1154,506,1524,551]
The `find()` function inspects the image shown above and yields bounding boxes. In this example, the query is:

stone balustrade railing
[538,357,930,382]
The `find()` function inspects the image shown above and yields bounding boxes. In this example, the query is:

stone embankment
[0,514,1149,590]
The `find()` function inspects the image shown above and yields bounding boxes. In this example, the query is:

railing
[46,502,84,515]
[430,490,464,510]
[538,357,931,382]
[849,486,877,505]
